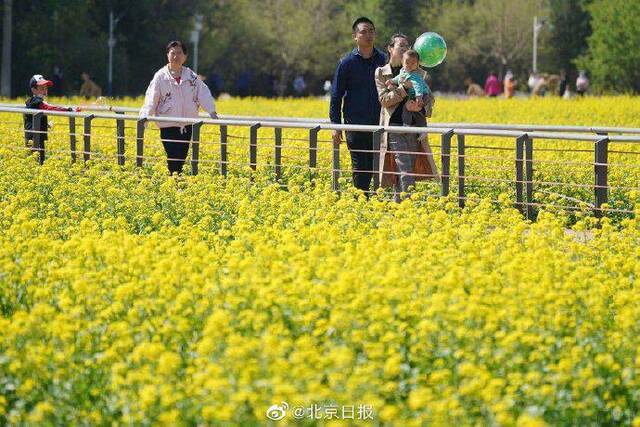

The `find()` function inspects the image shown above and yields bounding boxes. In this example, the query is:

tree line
[1,0,637,98]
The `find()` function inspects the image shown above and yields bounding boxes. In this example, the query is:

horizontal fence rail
[2,102,640,136]
[2,106,640,220]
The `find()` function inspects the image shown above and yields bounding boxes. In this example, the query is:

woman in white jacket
[140,40,218,174]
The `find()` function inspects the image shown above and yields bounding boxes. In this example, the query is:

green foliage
[207,0,350,95]
[426,0,548,91]
[546,0,591,78]
[4,0,211,96]
[576,0,640,93]
[2,0,636,95]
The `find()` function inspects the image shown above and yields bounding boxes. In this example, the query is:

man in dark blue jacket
[330,17,387,193]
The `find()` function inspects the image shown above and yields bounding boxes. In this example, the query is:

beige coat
[375,64,439,188]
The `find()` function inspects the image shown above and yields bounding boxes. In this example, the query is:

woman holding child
[375,33,439,202]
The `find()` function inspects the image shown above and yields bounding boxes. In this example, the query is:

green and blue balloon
[413,32,447,68]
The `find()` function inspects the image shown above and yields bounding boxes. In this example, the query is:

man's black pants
[160,125,193,174]
[346,130,374,192]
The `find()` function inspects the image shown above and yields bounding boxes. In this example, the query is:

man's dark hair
[166,40,188,55]
[404,49,420,62]
[388,33,409,48]
[352,17,374,32]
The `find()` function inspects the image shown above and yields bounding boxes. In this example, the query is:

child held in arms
[385,49,431,140]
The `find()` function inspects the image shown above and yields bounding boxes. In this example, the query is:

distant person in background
[235,71,250,97]
[484,72,501,97]
[24,74,79,148]
[293,74,306,97]
[139,40,218,175]
[79,72,102,98]
[50,65,64,96]
[323,79,332,99]
[544,73,562,95]
[558,69,568,97]
[206,70,223,98]
[503,70,516,98]
[527,71,540,94]
[273,79,286,97]
[576,71,589,96]
[532,74,548,96]
[464,77,485,97]
[525,71,546,97]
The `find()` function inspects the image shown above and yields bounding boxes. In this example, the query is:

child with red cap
[24,74,80,147]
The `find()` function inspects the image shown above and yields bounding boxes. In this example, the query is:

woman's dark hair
[387,33,409,49]
[166,40,188,55]
[386,33,410,63]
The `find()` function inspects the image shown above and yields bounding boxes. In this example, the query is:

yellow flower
[379,405,399,422]
[1,96,639,425]
[517,414,548,427]
[157,351,181,375]
[139,384,157,409]
[27,401,54,423]
[158,409,179,424]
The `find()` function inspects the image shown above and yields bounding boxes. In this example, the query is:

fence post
[525,135,535,219]
[69,116,77,163]
[83,114,95,164]
[309,126,320,168]
[191,121,203,176]
[372,128,384,190]
[274,127,282,182]
[457,134,465,208]
[594,137,609,218]
[219,125,227,177]
[440,130,454,197]
[136,118,147,168]
[249,123,260,171]
[515,134,525,213]
[32,112,45,165]
[116,112,125,166]
[332,136,341,193]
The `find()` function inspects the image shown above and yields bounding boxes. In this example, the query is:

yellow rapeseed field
[0,96,639,425]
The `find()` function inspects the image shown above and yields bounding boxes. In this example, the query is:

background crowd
[464,69,590,99]
[2,0,638,98]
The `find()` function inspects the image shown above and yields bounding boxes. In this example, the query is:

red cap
[30,74,54,88]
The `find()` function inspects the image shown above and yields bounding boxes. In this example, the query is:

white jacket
[139,65,215,128]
